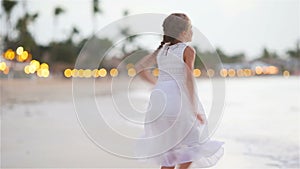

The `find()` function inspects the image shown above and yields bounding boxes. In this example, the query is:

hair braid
[151,35,168,57]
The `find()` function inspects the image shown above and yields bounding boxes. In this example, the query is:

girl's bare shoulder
[183,45,196,61]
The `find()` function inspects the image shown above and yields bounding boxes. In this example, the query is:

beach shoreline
[1,76,299,168]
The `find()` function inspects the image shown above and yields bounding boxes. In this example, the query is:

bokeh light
[152,68,159,77]
[263,66,269,75]
[3,66,9,74]
[283,70,290,78]
[4,49,15,60]
[71,69,79,77]
[255,66,263,75]
[193,68,201,77]
[83,69,92,78]
[126,63,134,69]
[237,69,244,77]
[16,46,24,55]
[78,69,84,78]
[220,69,228,77]
[64,69,72,78]
[110,68,118,77]
[268,66,279,75]
[40,63,49,69]
[30,60,40,72]
[0,62,7,71]
[92,69,99,78]
[228,69,236,77]
[20,51,28,61]
[24,65,30,74]
[98,68,107,77]
[243,69,252,77]
[207,69,214,77]
[41,69,50,78]
[28,65,36,74]
[128,68,136,77]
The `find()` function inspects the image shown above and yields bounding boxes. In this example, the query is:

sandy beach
[1,76,299,168]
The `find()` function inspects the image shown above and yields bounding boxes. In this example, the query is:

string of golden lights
[0,48,291,79]
[62,63,290,78]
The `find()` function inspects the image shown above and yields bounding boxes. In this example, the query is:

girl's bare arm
[183,46,205,124]
[135,53,157,85]
[183,46,197,112]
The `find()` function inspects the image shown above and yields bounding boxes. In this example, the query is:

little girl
[135,13,224,169]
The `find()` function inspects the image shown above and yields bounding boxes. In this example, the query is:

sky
[1,0,299,59]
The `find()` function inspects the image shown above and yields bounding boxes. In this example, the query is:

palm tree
[66,26,80,44]
[260,47,279,59]
[262,48,270,59]
[1,0,18,41]
[92,0,102,35]
[54,7,65,17]
[15,12,39,49]
[53,6,65,42]
[119,10,139,55]
[286,40,300,59]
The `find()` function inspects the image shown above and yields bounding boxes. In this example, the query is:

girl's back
[156,42,188,83]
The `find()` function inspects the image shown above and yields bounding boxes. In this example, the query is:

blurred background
[0,0,299,168]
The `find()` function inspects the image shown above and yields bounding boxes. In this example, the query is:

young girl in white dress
[134,13,224,169]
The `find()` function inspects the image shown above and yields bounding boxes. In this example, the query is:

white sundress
[134,42,225,167]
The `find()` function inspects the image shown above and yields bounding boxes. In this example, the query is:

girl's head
[151,13,192,56]
[162,13,192,44]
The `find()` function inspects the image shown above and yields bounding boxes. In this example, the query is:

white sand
[1,76,299,168]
